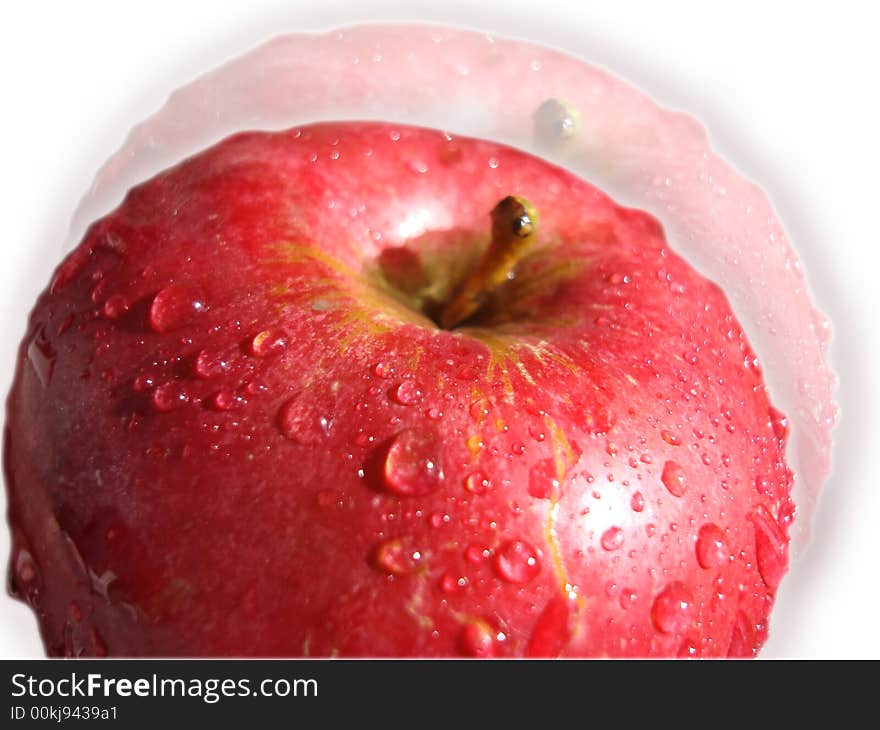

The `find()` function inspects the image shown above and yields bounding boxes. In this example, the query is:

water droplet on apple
[464,471,490,495]
[440,572,466,593]
[193,349,227,379]
[132,373,155,393]
[458,619,498,657]
[528,424,546,442]
[374,539,421,575]
[494,540,540,584]
[661,461,687,497]
[660,429,681,446]
[469,398,491,423]
[696,523,729,569]
[426,407,442,419]
[528,459,559,500]
[392,380,422,405]
[465,544,490,564]
[210,390,242,411]
[768,406,790,441]
[600,526,624,551]
[101,294,129,320]
[249,329,287,357]
[527,595,571,657]
[151,382,188,412]
[619,588,638,610]
[751,508,788,589]
[148,286,206,333]
[630,491,645,512]
[651,582,694,634]
[372,362,392,378]
[13,549,38,587]
[278,397,332,444]
[382,429,443,496]
[678,638,700,658]
[27,328,56,387]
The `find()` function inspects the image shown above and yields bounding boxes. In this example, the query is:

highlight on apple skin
[4,121,794,657]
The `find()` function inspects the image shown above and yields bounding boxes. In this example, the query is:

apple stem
[439,196,539,329]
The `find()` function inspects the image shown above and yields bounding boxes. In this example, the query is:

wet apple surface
[5,121,793,656]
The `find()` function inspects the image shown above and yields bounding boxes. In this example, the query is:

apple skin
[4,121,793,657]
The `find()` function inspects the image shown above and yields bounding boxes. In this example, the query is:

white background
[1,0,877,658]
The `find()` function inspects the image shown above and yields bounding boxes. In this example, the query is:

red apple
[4,121,793,657]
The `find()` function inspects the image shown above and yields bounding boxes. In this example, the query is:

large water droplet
[381,429,443,496]
[661,461,687,497]
[600,526,624,551]
[651,582,694,634]
[696,523,729,569]
[148,286,205,333]
[278,397,332,444]
[494,540,540,584]
[750,508,788,589]
[27,328,56,387]
[526,595,571,657]
[391,380,422,405]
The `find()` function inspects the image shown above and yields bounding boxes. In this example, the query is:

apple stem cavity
[439,196,538,330]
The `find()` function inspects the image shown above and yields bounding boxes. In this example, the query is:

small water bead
[148,286,206,333]
[528,424,546,442]
[211,391,243,411]
[429,511,450,528]
[14,549,38,586]
[768,406,790,441]
[661,461,687,497]
[696,523,729,569]
[619,588,638,610]
[465,544,491,564]
[600,526,625,552]
[651,582,694,634]
[426,407,443,420]
[193,349,228,379]
[660,430,681,446]
[440,572,467,593]
[465,471,491,495]
[630,491,645,512]
[382,429,443,496]
[469,398,491,423]
[151,382,188,412]
[458,619,497,658]
[392,380,422,406]
[101,294,129,320]
[278,397,332,444]
[374,539,421,575]
[494,540,540,584]
[528,459,559,500]
[249,329,287,358]
[372,362,393,378]
[677,638,700,658]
